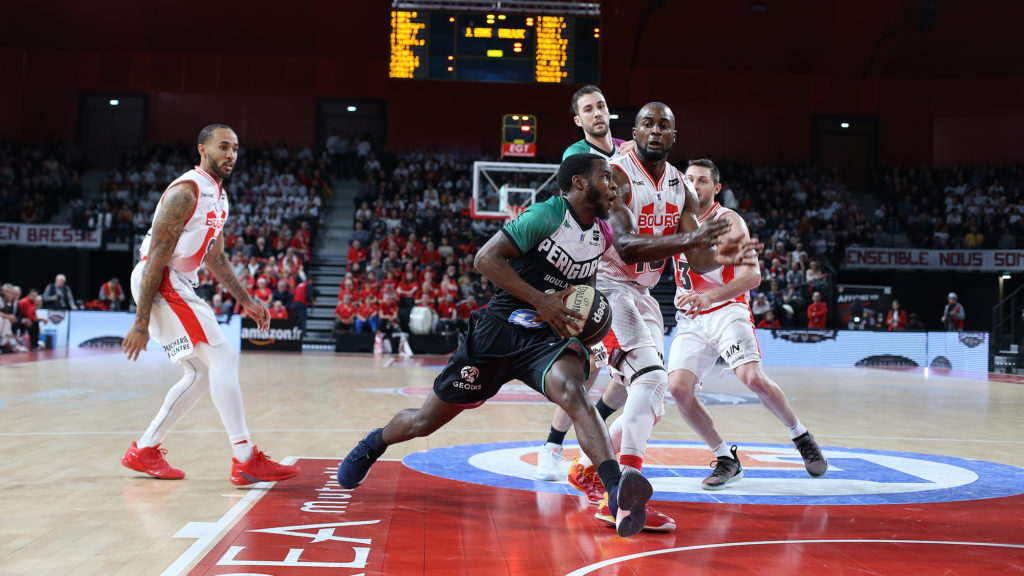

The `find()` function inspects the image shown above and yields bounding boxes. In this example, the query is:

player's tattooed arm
[132,183,195,331]
[205,232,270,331]
[123,182,194,361]
[205,234,254,307]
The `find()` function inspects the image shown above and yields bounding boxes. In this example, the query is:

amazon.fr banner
[845,247,1024,271]
[241,317,304,352]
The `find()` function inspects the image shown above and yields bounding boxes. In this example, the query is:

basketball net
[506,204,527,224]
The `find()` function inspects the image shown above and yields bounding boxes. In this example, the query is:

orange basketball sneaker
[594,491,676,532]
[568,457,606,504]
[230,446,300,486]
[121,442,185,480]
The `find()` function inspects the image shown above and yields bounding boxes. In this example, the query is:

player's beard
[585,123,609,139]
[637,140,672,163]
[210,161,233,180]
[586,184,610,220]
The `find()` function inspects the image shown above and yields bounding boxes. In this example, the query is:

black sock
[595,398,617,421]
[545,427,567,446]
[596,459,622,495]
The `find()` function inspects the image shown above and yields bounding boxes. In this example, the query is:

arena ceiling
[2,0,1020,78]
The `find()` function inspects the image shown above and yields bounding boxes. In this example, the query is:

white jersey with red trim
[672,202,748,312]
[598,149,687,289]
[139,166,229,286]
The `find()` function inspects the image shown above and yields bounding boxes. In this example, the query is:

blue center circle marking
[401,440,1024,505]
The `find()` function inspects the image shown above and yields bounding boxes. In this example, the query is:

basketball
[562,285,612,345]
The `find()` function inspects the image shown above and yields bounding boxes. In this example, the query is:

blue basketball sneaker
[337,428,386,489]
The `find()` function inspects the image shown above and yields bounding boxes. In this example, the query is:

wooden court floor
[2,348,1024,575]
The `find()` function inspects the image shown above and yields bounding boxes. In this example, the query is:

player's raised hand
[537,287,584,339]
[689,218,731,247]
[715,236,763,266]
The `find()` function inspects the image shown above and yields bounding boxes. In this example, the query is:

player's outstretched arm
[474,232,582,339]
[675,212,762,316]
[608,166,730,266]
[123,182,194,361]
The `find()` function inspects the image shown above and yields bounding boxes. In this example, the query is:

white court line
[160,456,403,576]
[563,539,1024,576]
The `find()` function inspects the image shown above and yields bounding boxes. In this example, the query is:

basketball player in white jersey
[120,124,299,486]
[667,158,827,490]
[568,103,753,531]
[535,86,638,482]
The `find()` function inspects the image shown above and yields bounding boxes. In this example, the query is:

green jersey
[561,137,627,161]
[490,196,611,328]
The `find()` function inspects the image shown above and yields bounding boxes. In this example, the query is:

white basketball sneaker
[534,442,565,481]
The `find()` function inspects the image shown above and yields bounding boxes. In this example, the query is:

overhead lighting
[1002,273,1012,280]
[109,99,119,106]
[609,114,619,120]
[840,122,850,128]
[347,106,357,112]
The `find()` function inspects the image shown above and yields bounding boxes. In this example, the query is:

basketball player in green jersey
[338,154,701,537]
[562,85,635,160]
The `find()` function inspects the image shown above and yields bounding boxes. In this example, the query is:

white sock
[543,442,562,453]
[711,442,733,459]
[233,440,254,462]
[577,454,593,468]
[787,420,808,440]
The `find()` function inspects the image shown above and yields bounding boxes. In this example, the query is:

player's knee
[549,378,590,415]
[668,372,698,407]
[629,369,667,421]
[737,363,772,394]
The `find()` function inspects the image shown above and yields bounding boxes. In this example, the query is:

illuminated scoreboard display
[389,10,600,84]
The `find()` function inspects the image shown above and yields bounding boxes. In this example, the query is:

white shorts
[667,302,761,380]
[131,260,225,363]
[596,280,664,360]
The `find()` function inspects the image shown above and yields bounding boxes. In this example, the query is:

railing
[991,282,1024,372]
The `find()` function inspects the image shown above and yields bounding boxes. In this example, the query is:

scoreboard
[389,10,600,84]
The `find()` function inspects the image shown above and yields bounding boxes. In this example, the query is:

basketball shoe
[793,432,828,477]
[230,446,300,486]
[595,491,676,532]
[337,428,386,489]
[702,444,743,490]
[604,469,653,537]
[567,457,605,503]
[534,443,565,481]
[121,442,185,480]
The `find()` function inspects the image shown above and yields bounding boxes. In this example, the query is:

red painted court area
[183,459,1024,575]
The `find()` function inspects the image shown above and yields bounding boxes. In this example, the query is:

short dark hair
[557,154,600,194]
[687,158,720,184]
[198,124,235,146]
[571,85,603,116]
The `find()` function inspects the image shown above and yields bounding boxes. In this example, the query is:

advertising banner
[241,317,304,352]
[0,223,102,248]
[836,285,893,327]
[845,247,1024,271]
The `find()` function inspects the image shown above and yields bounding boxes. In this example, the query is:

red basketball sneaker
[595,492,676,533]
[567,457,605,504]
[230,446,300,486]
[121,442,185,480]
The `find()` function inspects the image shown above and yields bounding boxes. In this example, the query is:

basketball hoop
[506,204,527,223]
